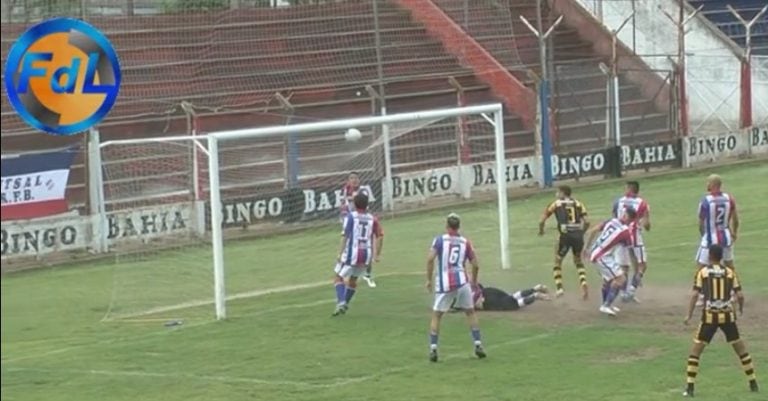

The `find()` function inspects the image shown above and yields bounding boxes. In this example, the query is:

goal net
[97,104,509,321]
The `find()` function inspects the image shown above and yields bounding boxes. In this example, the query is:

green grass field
[2,163,768,401]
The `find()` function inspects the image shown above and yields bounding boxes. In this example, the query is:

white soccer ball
[345,128,362,142]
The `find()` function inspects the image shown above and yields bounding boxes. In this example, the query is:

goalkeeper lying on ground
[452,283,550,311]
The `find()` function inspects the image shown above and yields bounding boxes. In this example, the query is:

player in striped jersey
[426,213,486,362]
[682,245,758,397]
[583,208,636,316]
[612,181,651,302]
[332,192,383,316]
[338,172,377,287]
[696,174,739,269]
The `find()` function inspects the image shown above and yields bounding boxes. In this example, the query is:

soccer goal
[94,104,509,321]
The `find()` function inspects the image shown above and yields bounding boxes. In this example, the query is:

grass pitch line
[104,271,422,321]
[326,327,591,388]
[6,274,415,363]
[3,329,568,390]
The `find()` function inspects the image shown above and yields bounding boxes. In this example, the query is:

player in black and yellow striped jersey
[538,185,590,299]
[682,244,759,397]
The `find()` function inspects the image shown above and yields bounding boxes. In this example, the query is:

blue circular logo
[3,17,121,136]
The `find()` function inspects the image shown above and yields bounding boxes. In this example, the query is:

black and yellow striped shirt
[545,198,588,234]
[694,264,741,324]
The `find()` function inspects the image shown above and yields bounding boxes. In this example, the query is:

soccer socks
[553,265,564,292]
[344,287,356,304]
[470,328,482,346]
[686,355,700,386]
[365,265,373,278]
[429,332,439,350]
[740,353,757,382]
[601,281,609,303]
[512,289,536,299]
[603,285,619,307]
[575,263,588,289]
[631,272,643,289]
[334,282,345,304]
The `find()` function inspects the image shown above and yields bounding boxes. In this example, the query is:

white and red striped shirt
[431,232,475,293]
[589,218,632,262]
[698,192,736,247]
[341,210,382,266]
[612,193,649,246]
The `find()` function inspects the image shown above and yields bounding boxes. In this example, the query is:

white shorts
[593,254,624,282]
[617,246,648,266]
[433,284,474,312]
[696,245,734,265]
[334,264,366,279]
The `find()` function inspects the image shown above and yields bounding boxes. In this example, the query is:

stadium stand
[689,0,768,55]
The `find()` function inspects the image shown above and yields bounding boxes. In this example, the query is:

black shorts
[556,232,584,258]
[695,322,741,344]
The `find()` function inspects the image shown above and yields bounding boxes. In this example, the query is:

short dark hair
[558,185,572,197]
[623,207,637,220]
[626,181,640,193]
[353,192,369,209]
[447,213,461,230]
[348,171,360,178]
[709,244,723,262]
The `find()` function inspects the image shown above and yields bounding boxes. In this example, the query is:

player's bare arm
[426,249,436,293]
[642,212,651,231]
[731,208,740,241]
[538,207,553,236]
[337,233,348,261]
[469,255,479,287]
[374,235,383,262]
[684,287,699,325]
[582,225,600,259]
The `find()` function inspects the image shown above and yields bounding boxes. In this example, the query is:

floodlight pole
[728,4,768,129]
[660,2,702,137]
[607,12,635,149]
[520,13,563,188]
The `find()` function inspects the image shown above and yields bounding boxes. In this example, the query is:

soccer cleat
[599,305,617,316]
[362,276,377,288]
[331,304,348,317]
[555,288,565,297]
[750,380,759,393]
[429,349,438,363]
[610,305,621,313]
[683,383,695,397]
[474,344,487,359]
[534,284,548,293]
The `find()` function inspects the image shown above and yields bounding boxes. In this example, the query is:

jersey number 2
[715,205,726,225]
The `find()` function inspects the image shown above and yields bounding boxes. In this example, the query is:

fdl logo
[4,17,121,136]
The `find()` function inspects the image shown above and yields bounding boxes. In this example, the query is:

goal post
[94,104,509,322]
[208,104,509,320]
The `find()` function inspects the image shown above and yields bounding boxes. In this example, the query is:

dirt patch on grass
[604,346,664,364]
[491,284,768,339]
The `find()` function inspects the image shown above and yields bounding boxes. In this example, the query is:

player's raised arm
[539,201,556,236]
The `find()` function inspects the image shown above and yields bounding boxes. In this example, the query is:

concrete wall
[573,0,748,135]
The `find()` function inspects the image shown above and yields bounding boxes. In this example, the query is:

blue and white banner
[1,148,78,221]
